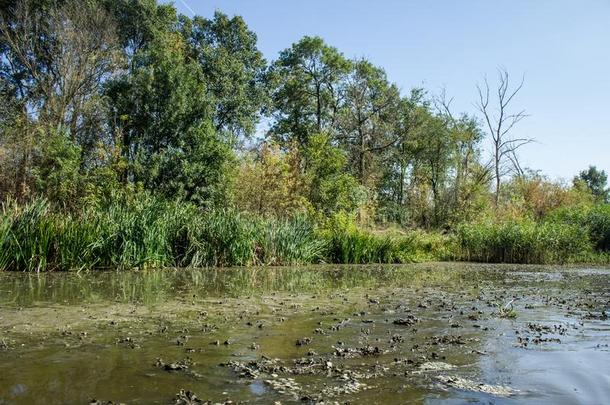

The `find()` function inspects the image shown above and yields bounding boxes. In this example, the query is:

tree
[476,68,532,206]
[436,90,488,223]
[269,36,350,147]
[575,166,609,203]
[180,11,268,137]
[303,133,364,216]
[233,143,309,217]
[0,0,122,200]
[338,59,401,186]
[105,31,232,205]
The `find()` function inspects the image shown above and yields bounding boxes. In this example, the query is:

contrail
[177,0,195,16]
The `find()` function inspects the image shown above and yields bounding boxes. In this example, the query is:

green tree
[303,133,365,215]
[377,89,428,223]
[269,36,351,147]
[337,59,401,186]
[106,31,232,205]
[180,11,268,136]
[574,166,609,203]
[0,0,122,201]
[233,143,309,217]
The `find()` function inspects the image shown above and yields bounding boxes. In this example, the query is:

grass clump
[0,195,329,271]
[1,194,608,271]
[320,213,424,264]
[453,219,592,264]
[257,216,326,266]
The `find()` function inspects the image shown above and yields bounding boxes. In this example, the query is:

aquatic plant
[453,219,592,264]
[257,216,326,265]
[320,214,422,264]
[0,195,606,271]
[496,300,518,319]
[0,194,335,271]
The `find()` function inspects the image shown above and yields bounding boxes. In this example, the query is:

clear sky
[170,0,610,181]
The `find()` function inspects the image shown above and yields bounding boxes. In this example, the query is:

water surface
[0,263,609,404]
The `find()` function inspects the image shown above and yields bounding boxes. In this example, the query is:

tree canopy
[0,0,604,229]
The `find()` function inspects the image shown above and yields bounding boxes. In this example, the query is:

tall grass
[453,219,592,264]
[0,199,55,271]
[320,214,433,264]
[258,216,326,265]
[1,195,607,271]
[0,196,328,271]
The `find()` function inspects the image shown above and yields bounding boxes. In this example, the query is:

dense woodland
[1,0,609,271]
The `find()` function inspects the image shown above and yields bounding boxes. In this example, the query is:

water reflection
[0,263,608,404]
[0,263,506,307]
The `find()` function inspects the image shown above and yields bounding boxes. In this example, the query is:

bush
[548,205,610,252]
[580,205,610,251]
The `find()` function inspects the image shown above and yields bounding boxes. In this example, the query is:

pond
[0,263,609,404]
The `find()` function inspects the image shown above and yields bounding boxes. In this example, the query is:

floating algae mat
[0,263,609,404]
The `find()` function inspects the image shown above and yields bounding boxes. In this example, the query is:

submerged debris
[333,345,384,358]
[155,357,202,377]
[173,389,235,405]
[417,362,457,372]
[174,390,203,404]
[393,315,419,326]
[437,375,517,397]
[296,337,312,346]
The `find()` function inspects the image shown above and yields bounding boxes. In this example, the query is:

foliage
[321,213,426,264]
[303,133,366,216]
[502,172,594,220]
[454,219,592,264]
[233,143,310,217]
[574,166,609,203]
[0,0,607,271]
[180,11,268,136]
[548,204,610,252]
[268,36,351,146]
[105,31,234,205]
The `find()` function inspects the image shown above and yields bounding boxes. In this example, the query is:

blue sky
[170,0,610,181]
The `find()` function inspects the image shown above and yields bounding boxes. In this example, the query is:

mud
[0,263,609,404]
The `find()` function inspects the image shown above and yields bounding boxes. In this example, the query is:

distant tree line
[1,0,607,229]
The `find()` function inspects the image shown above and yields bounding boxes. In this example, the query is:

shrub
[548,205,610,252]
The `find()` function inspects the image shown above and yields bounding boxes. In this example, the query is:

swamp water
[0,263,609,404]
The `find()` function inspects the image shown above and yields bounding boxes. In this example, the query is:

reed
[453,219,592,264]
[321,215,422,264]
[1,195,606,271]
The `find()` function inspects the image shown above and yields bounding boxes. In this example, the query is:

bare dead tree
[476,68,532,206]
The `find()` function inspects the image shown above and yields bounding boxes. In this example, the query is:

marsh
[0,263,608,404]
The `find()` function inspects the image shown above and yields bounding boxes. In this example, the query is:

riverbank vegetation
[1,0,608,271]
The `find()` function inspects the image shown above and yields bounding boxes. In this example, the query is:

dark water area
[0,263,609,404]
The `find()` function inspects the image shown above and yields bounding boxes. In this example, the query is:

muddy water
[0,263,609,404]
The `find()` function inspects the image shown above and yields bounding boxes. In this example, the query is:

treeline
[1,0,609,270]
[0,0,484,227]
